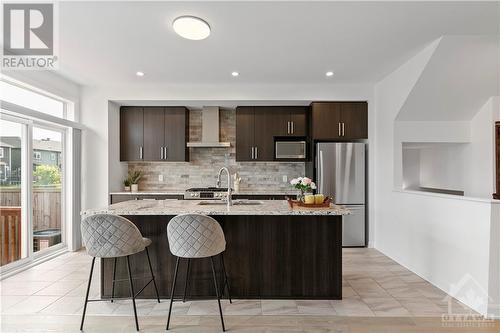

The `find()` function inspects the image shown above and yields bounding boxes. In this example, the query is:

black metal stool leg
[80,257,95,331]
[166,257,180,330]
[111,257,117,303]
[182,258,191,303]
[126,256,139,331]
[220,254,232,304]
[145,247,160,303]
[211,256,226,332]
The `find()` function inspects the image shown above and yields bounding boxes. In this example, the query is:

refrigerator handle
[319,150,324,194]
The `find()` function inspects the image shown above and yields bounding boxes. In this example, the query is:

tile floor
[1,248,497,332]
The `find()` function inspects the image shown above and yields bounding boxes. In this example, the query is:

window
[0,77,76,273]
[0,147,3,158]
[0,164,6,180]
[0,80,69,120]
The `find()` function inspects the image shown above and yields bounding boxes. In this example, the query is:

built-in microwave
[275,140,307,159]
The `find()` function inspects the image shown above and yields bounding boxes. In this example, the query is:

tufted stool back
[167,214,226,258]
[81,214,146,258]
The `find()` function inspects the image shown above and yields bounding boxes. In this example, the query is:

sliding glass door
[32,126,64,253]
[0,117,27,266]
[0,116,66,269]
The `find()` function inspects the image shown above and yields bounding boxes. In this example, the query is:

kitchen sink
[197,200,263,206]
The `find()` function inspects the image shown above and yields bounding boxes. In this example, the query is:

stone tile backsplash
[128,109,305,192]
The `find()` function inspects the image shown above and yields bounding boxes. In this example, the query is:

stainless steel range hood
[186,106,231,147]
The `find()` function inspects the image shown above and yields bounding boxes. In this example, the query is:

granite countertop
[83,199,350,216]
[110,191,185,195]
[109,190,299,196]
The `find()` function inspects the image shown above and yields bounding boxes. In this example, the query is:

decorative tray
[286,197,332,209]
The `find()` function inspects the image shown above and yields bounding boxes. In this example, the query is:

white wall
[401,146,420,189]
[80,88,110,210]
[399,97,500,198]
[463,97,499,198]
[419,144,466,191]
[107,101,127,194]
[374,36,500,317]
[402,143,467,192]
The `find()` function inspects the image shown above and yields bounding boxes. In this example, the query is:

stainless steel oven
[275,141,306,159]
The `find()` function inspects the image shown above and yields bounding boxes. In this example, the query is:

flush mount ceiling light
[231,71,239,77]
[173,16,210,40]
[136,71,145,77]
[326,71,334,77]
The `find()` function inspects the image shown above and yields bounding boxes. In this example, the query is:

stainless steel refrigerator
[316,142,366,247]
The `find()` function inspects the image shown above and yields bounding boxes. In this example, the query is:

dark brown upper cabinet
[143,107,165,161]
[120,106,144,161]
[235,106,256,162]
[256,106,308,137]
[236,106,308,161]
[289,106,308,136]
[120,106,189,162]
[311,102,368,140]
[163,107,189,162]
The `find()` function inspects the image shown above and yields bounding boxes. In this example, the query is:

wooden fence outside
[0,188,61,266]
[0,188,61,231]
[0,207,21,266]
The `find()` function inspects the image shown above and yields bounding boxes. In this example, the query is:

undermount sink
[197,200,263,206]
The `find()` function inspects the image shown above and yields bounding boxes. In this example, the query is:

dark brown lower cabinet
[101,214,342,299]
[109,194,184,204]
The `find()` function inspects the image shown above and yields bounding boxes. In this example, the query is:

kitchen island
[83,200,349,300]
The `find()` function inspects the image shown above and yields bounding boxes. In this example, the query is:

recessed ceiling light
[173,16,210,40]
[136,71,145,77]
[231,71,239,77]
[326,71,334,77]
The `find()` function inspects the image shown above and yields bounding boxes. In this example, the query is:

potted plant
[290,177,316,202]
[128,170,142,193]
[123,178,131,192]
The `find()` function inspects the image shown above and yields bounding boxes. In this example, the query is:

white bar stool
[166,213,231,331]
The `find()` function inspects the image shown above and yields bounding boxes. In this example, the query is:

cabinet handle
[164,147,167,160]
[255,146,258,159]
[160,147,164,160]
[251,147,254,159]
[139,146,143,160]
[338,123,341,137]
[291,121,294,134]
[342,123,345,137]
[287,121,290,134]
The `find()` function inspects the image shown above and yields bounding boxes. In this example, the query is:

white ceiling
[57,1,499,87]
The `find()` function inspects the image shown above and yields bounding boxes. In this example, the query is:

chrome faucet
[216,167,232,207]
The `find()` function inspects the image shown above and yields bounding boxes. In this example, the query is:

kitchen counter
[83,199,350,216]
[109,190,300,196]
[90,199,346,300]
